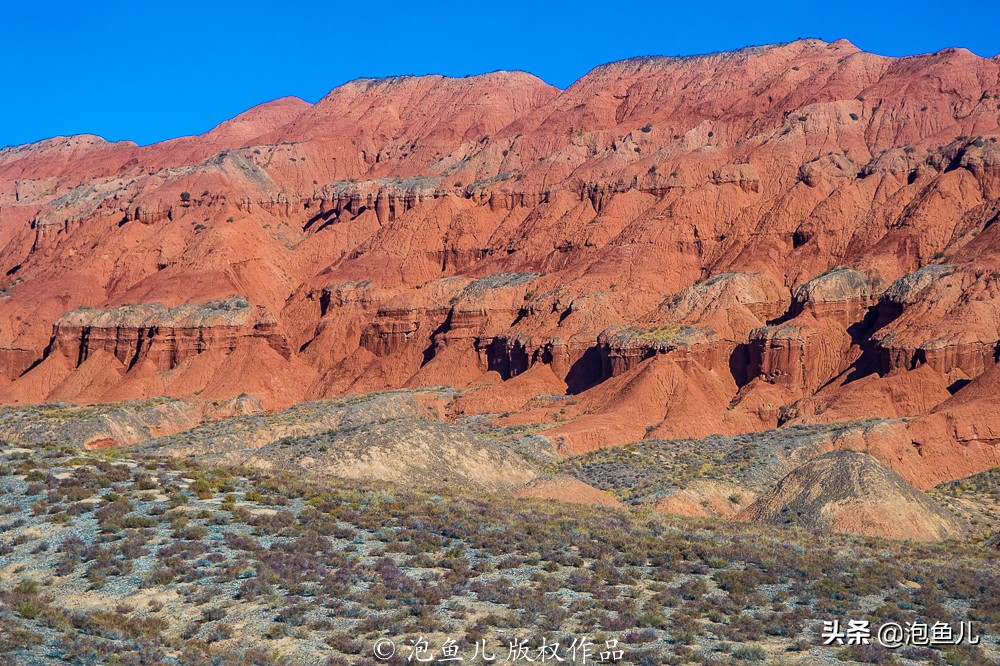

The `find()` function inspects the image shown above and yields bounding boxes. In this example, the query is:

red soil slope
[1,39,1000,484]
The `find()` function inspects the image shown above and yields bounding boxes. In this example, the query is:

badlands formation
[3,39,1000,537]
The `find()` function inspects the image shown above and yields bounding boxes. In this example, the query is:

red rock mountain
[2,39,999,486]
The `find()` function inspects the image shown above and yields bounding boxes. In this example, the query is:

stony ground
[1,443,997,665]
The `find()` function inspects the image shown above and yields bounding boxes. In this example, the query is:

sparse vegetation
[606,324,701,351]
[0,436,995,664]
[560,419,895,503]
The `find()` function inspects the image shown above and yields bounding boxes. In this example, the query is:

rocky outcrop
[359,305,433,357]
[872,266,999,377]
[748,324,807,390]
[599,272,788,380]
[598,325,712,376]
[747,269,881,393]
[51,296,290,370]
[788,269,880,322]
[736,451,966,541]
[0,296,306,410]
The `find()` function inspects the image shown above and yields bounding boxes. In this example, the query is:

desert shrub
[714,567,770,599]
[235,577,272,600]
[201,607,227,622]
[732,644,766,661]
[189,479,213,499]
[275,603,309,626]
[600,613,635,631]
[13,599,43,619]
[836,643,898,664]
[0,616,43,652]
[623,629,658,644]
[326,632,365,654]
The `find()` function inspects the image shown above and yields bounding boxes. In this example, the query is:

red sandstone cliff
[1,39,1000,484]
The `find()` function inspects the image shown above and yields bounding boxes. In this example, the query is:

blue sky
[3,0,999,148]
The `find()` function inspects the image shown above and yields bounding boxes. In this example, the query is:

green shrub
[732,644,766,661]
[14,601,42,620]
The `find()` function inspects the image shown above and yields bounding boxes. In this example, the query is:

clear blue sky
[3,0,999,148]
